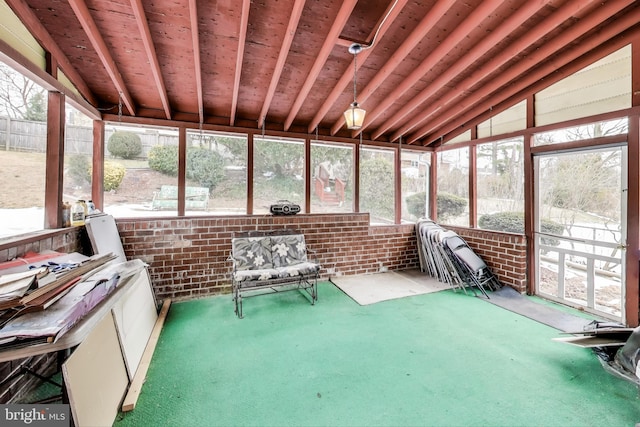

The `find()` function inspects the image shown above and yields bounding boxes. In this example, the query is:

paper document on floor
[330,269,449,305]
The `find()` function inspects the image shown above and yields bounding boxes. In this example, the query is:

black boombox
[270,200,301,215]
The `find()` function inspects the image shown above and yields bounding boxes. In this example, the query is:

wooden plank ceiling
[6,0,640,146]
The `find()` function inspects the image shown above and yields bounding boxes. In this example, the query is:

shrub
[186,147,225,190]
[148,145,178,176]
[437,192,466,219]
[68,154,91,185]
[103,161,126,191]
[541,218,565,237]
[406,192,427,218]
[478,211,524,234]
[148,145,225,190]
[478,211,564,246]
[360,156,394,220]
[406,192,468,220]
[107,131,142,159]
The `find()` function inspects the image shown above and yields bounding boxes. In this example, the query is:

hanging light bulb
[344,102,366,130]
[344,43,366,130]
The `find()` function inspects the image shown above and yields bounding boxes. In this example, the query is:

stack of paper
[0,267,49,310]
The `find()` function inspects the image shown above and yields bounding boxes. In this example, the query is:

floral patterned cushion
[232,237,273,270]
[278,262,320,277]
[271,234,308,268]
[233,268,281,283]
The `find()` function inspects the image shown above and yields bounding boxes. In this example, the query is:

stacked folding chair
[415,220,466,293]
[415,218,501,298]
[442,234,501,298]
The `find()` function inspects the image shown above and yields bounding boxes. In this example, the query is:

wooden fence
[0,117,178,156]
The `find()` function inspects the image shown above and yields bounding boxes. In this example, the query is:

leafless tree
[0,63,45,119]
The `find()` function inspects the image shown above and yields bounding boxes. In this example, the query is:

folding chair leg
[464,277,478,297]
[473,278,490,299]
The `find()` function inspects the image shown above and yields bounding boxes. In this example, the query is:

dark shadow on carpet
[486,286,593,332]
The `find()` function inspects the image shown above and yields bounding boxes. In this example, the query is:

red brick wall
[0,219,528,402]
[116,213,419,301]
[448,226,528,292]
[0,228,85,264]
[0,353,58,403]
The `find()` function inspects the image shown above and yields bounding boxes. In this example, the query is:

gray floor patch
[486,286,594,332]
[330,269,450,305]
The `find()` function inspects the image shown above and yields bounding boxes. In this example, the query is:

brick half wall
[116,213,419,301]
[0,219,528,402]
[448,227,528,293]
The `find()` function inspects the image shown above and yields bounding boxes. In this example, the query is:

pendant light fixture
[344,43,366,130]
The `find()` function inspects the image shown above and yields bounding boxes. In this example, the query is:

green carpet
[114,282,640,427]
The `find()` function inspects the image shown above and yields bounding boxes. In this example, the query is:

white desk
[0,265,151,363]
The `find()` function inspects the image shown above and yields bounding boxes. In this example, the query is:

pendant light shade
[344,102,366,130]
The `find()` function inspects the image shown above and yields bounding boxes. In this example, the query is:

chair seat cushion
[233,262,320,283]
[279,261,320,277]
[233,268,281,283]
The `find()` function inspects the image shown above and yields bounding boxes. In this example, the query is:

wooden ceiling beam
[336,37,355,48]
[68,0,136,116]
[407,0,635,144]
[230,0,250,126]
[188,0,203,125]
[283,0,359,132]
[426,29,638,148]
[396,0,617,143]
[374,0,555,141]
[5,0,97,106]
[350,0,507,138]
[329,0,457,136]
[130,0,171,120]
[418,26,640,146]
[307,0,407,134]
[258,0,306,129]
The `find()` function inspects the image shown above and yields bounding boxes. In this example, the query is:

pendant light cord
[353,52,358,104]
[362,0,399,50]
[349,0,399,104]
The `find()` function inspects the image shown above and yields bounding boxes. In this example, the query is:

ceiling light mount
[348,43,363,55]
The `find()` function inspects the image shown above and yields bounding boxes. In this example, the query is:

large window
[401,149,430,222]
[310,141,353,213]
[535,147,625,320]
[476,137,524,232]
[186,131,247,216]
[103,124,179,218]
[360,146,395,225]
[437,147,469,227]
[533,118,628,146]
[0,63,47,238]
[63,104,93,216]
[253,136,304,215]
[1,46,636,240]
